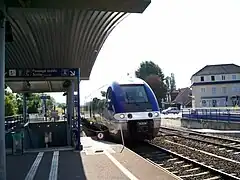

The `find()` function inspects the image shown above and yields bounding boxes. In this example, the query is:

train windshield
[120,85,149,103]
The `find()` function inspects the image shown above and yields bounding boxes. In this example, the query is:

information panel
[5,68,79,78]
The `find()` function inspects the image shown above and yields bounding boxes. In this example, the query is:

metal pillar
[23,93,27,122]
[70,81,74,129]
[66,90,70,146]
[0,9,6,180]
[66,83,74,146]
[76,68,82,150]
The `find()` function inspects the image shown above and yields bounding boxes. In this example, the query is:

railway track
[131,142,240,180]
[159,126,240,145]
[159,126,240,150]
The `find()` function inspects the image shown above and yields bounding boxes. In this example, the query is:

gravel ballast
[152,137,240,178]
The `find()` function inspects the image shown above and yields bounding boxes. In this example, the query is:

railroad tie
[179,171,209,178]
[202,176,221,180]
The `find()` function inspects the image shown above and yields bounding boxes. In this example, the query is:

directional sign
[5,68,79,78]
[40,95,51,100]
[70,70,76,76]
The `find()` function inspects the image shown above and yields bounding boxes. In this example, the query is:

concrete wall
[181,118,240,130]
[161,118,182,128]
[161,117,240,130]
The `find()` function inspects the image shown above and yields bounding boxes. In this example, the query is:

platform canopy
[4,0,151,78]
[4,0,151,93]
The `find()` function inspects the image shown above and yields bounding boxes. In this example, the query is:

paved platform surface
[6,137,178,180]
[7,150,87,180]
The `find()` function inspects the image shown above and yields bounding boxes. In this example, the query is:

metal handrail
[5,114,29,132]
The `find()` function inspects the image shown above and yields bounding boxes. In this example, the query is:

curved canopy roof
[5,9,128,80]
[5,0,151,80]
[4,0,151,92]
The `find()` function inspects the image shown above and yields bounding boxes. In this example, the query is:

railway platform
[6,136,179,180]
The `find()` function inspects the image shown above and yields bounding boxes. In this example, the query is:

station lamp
[62,80,71,89]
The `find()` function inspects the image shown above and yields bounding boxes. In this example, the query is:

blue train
[85,77,161,142]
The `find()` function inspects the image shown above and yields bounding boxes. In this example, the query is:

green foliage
[145,75,167,107]
[6,92,56,116]
[57,103,66,109]
[135,61,178,108]
[135,61,164,81]
[5,91,17,116]
[165,73,176,92]
[100,91,106,97]
[88,97,106,115]
[27,93,41,113]
[46,96,56,110]
[135,61,167,107]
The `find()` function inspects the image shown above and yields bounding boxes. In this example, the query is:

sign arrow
[70,71,75,76]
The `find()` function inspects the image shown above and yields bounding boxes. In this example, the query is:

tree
[16,93,42,114]
[27,93,41,113]
[170,73,176,92]
[165,76,171,92]
[5,91,17,116]
[91,97,100,114]
[46,96,56,110]
[165,73,176,92]
[16,94,23,114]
[135,61,164,81]
[57,103,66,109]
[135,61,167,107]
[145,75,167,107]
[100,91,106,97]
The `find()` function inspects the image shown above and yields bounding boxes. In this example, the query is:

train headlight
[154,112,159,117]
[120,114,125,119]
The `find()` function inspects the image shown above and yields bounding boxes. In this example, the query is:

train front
[111,79,161,141]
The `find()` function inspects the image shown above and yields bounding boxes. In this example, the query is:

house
[172,87,192,108]
[163,88,192,109]
[191,63,240,108]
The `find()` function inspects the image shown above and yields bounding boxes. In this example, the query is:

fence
[182,108,240,121]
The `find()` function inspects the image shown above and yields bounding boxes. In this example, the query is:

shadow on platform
[6,150,87,180]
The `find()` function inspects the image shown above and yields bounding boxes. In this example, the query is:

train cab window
[106,88,112,101]
[106,88,114,111]
[121,85,149,103]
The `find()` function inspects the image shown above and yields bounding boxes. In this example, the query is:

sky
[47,0,240,105]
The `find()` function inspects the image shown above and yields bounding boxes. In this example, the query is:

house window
[212,87,216,94]
[222,75,225,80]
[200,76,204,81]
[211,76,215,81]
[232,87,238,93]
[232,74,237,80]
[222,87,227,94]
[202,100,207,107]
[212,100,217,107]
[200,88,205,93]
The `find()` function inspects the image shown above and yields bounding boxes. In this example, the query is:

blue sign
[40,95,50,100]
[5,68,79,78]
[74,101,79,107]
[74,95,78,102]
[74,95,79,107]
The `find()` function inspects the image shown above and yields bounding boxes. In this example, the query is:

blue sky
[48,0,240,105]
